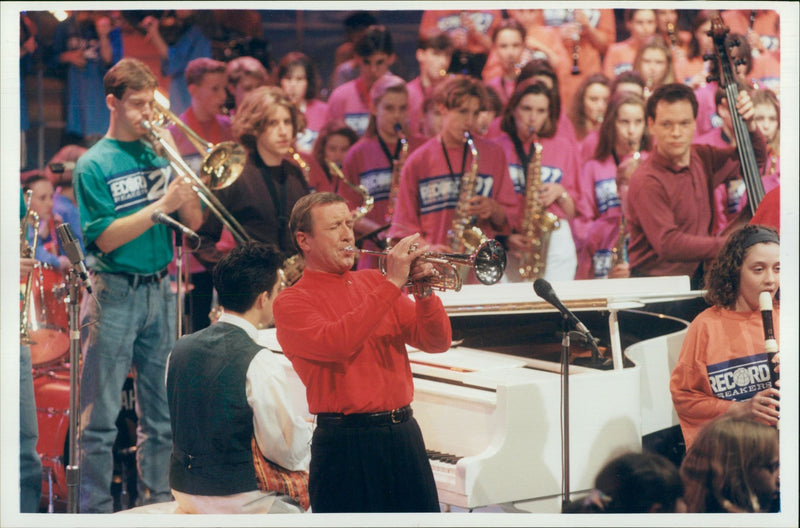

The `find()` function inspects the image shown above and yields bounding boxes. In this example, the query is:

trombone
[345,238,506,293]
[144,91,251,244]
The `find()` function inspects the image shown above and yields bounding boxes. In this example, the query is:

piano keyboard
[426,450,462,491]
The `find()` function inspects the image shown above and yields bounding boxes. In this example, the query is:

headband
[743,226,780,250]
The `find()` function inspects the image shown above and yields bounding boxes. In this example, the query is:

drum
[22,263,68,368]
[33,370,70,510]
[34,368,138,512]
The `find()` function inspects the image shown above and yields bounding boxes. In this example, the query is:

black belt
[316,405,413,428]
[172,446,252,470]
[112,268,168,288]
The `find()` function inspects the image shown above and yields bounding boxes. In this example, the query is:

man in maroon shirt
[273,192,451,512]
[624,83,765,286]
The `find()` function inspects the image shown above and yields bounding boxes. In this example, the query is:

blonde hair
[751,88,780,155]
[365,74,408,137]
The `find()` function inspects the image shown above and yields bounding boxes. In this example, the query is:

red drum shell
[22,263,68,368]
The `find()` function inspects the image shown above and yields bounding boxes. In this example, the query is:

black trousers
[309,417,439,513]
[185,271,213,333]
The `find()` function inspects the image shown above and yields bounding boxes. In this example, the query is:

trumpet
[20,190,39,345]
[345,238,506,293]
[146,91,251,244]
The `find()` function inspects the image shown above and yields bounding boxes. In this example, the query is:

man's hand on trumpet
[383,234,429,289]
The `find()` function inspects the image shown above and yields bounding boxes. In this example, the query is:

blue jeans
[79,272,175,513]
[20,344,42,512]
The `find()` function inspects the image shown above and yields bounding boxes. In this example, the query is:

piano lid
[437,276,701,316]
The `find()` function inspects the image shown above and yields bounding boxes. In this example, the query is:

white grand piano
[259,276,698,513]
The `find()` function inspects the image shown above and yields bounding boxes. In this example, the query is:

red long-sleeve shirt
[273,268,451,415]
[627,130,766,277]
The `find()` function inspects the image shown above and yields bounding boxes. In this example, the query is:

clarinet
[569,10,580,75]
[759,291,779,388]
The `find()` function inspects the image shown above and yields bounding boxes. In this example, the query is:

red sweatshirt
[670,306,780,449]
[273,269,451,415]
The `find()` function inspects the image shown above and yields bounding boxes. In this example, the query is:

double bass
[706,16,764,217]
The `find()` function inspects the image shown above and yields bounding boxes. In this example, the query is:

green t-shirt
[74,137,175,274]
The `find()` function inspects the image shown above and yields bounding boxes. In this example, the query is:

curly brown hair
[704,224,780,308]
[232,86,299,152]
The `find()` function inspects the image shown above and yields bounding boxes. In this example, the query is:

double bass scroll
[707,16,764,216]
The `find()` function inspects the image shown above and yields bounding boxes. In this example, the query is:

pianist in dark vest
[274,192,452,513]
[167,242,313,513]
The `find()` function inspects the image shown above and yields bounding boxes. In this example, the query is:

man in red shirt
[273,192,452,512]
[624,83,765,286]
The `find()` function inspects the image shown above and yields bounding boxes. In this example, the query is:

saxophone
[20,190,40,344]
[609,147,639,270]
[385,123,408,225]
[609,215,628,270]
[326,160,374,221]
[518,139,560,280]
[288,147,311,186]
[447,131,487,253]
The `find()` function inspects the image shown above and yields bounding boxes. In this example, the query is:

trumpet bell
[472,239,506,285]
[201,141,247,190]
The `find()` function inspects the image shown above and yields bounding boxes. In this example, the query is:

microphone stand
[174,231,184,338]
[65,270,81,513]
[559,314,571,512]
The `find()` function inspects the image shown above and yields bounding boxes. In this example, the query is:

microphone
[533,278,590,334]
[56,223,93,294]
[151,210,199,242]
[535,278,605,367]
